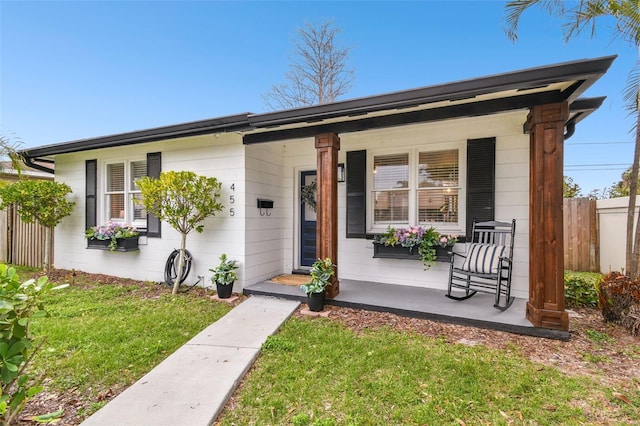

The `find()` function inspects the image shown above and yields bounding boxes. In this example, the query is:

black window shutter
[146,152,162,238]
[466,138,495,237]
[346,150,367,238]
[85,159,97,230]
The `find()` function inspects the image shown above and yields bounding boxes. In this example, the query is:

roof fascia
[247,55,616,128]
[567,96,606,126]
[21,113,252,158]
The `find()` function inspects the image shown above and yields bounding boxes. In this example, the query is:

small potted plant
[209,253,239,299]
[300,257,334,312]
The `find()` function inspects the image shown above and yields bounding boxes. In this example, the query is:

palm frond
[623,62,640,138]
[564,0,609,41]
[610,0,640,45]
[504,0,541,42]
[504,0,566,41]
[623,61,640,114]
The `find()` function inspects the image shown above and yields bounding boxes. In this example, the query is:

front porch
[243,278,570,340]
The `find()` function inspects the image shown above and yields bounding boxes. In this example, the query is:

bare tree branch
[263,20,354,110]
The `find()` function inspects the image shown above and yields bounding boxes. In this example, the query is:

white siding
[243,142,288,284]
[53,133,248,292]
[53,110,530,299]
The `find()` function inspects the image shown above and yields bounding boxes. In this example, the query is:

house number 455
[229,183,236,216]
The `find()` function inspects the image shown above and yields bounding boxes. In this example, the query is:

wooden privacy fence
[0,204,52,268]
[563,197,599,272]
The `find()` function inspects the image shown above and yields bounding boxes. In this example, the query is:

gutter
[20,113,253,158]
[22,156,55,175]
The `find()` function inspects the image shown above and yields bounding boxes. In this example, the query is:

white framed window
[369,146,464,233]
[104,159,147,229]
[373,153,410,223]
[417,149,459,224]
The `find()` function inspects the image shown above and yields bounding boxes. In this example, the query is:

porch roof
[21,55,615,161]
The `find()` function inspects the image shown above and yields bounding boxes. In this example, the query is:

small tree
[588,187,611,200]
[0,135,23,177]
[0,180,75,271]
[263,20,354,110]
[563,175,582,198]
[136,171,224,295]
[610,166,640,198]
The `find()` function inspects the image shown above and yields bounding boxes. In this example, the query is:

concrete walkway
[81,296,300,426]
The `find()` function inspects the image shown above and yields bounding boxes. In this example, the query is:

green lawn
[21,267,232,416]
[218,317,640,425]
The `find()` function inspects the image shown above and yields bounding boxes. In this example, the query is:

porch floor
[243,278,570,340]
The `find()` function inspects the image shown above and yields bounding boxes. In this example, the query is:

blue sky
[0,0,635,194]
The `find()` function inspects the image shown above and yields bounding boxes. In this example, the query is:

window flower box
[85,222,140,252]
[372,242,452,262]
[87,236,139,252]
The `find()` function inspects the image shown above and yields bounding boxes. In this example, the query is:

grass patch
[564,271,602,308]
[218,317,634,425]
[585,329,615,345]
[27,273,232,398]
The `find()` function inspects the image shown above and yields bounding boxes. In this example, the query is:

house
[21,56,616,331]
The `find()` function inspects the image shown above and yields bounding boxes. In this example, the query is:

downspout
[564,121,576,140]
[22,156,55,174]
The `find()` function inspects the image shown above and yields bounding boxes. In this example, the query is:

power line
[565,141,633,145]
[565,163,629,167]
[565,168,628,172]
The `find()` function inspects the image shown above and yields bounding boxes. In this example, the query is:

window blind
[373,154,409,189]
[107,163,125,192]
[130,161,146,191]
[418,150,458,188]
[373,153,409,223]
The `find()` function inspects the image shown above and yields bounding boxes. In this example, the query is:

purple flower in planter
[85,222,140,251]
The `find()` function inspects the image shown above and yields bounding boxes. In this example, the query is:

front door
[300,171,317,267]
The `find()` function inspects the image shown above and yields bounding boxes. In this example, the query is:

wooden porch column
[315,132,340,298]
[526,102,569,330]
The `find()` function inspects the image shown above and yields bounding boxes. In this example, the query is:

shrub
[564,271,602,308]
[598,272,640,335]
[0,265,67,425]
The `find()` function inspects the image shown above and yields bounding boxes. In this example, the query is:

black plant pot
[216,282,234,299]
[307,291,325,312]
